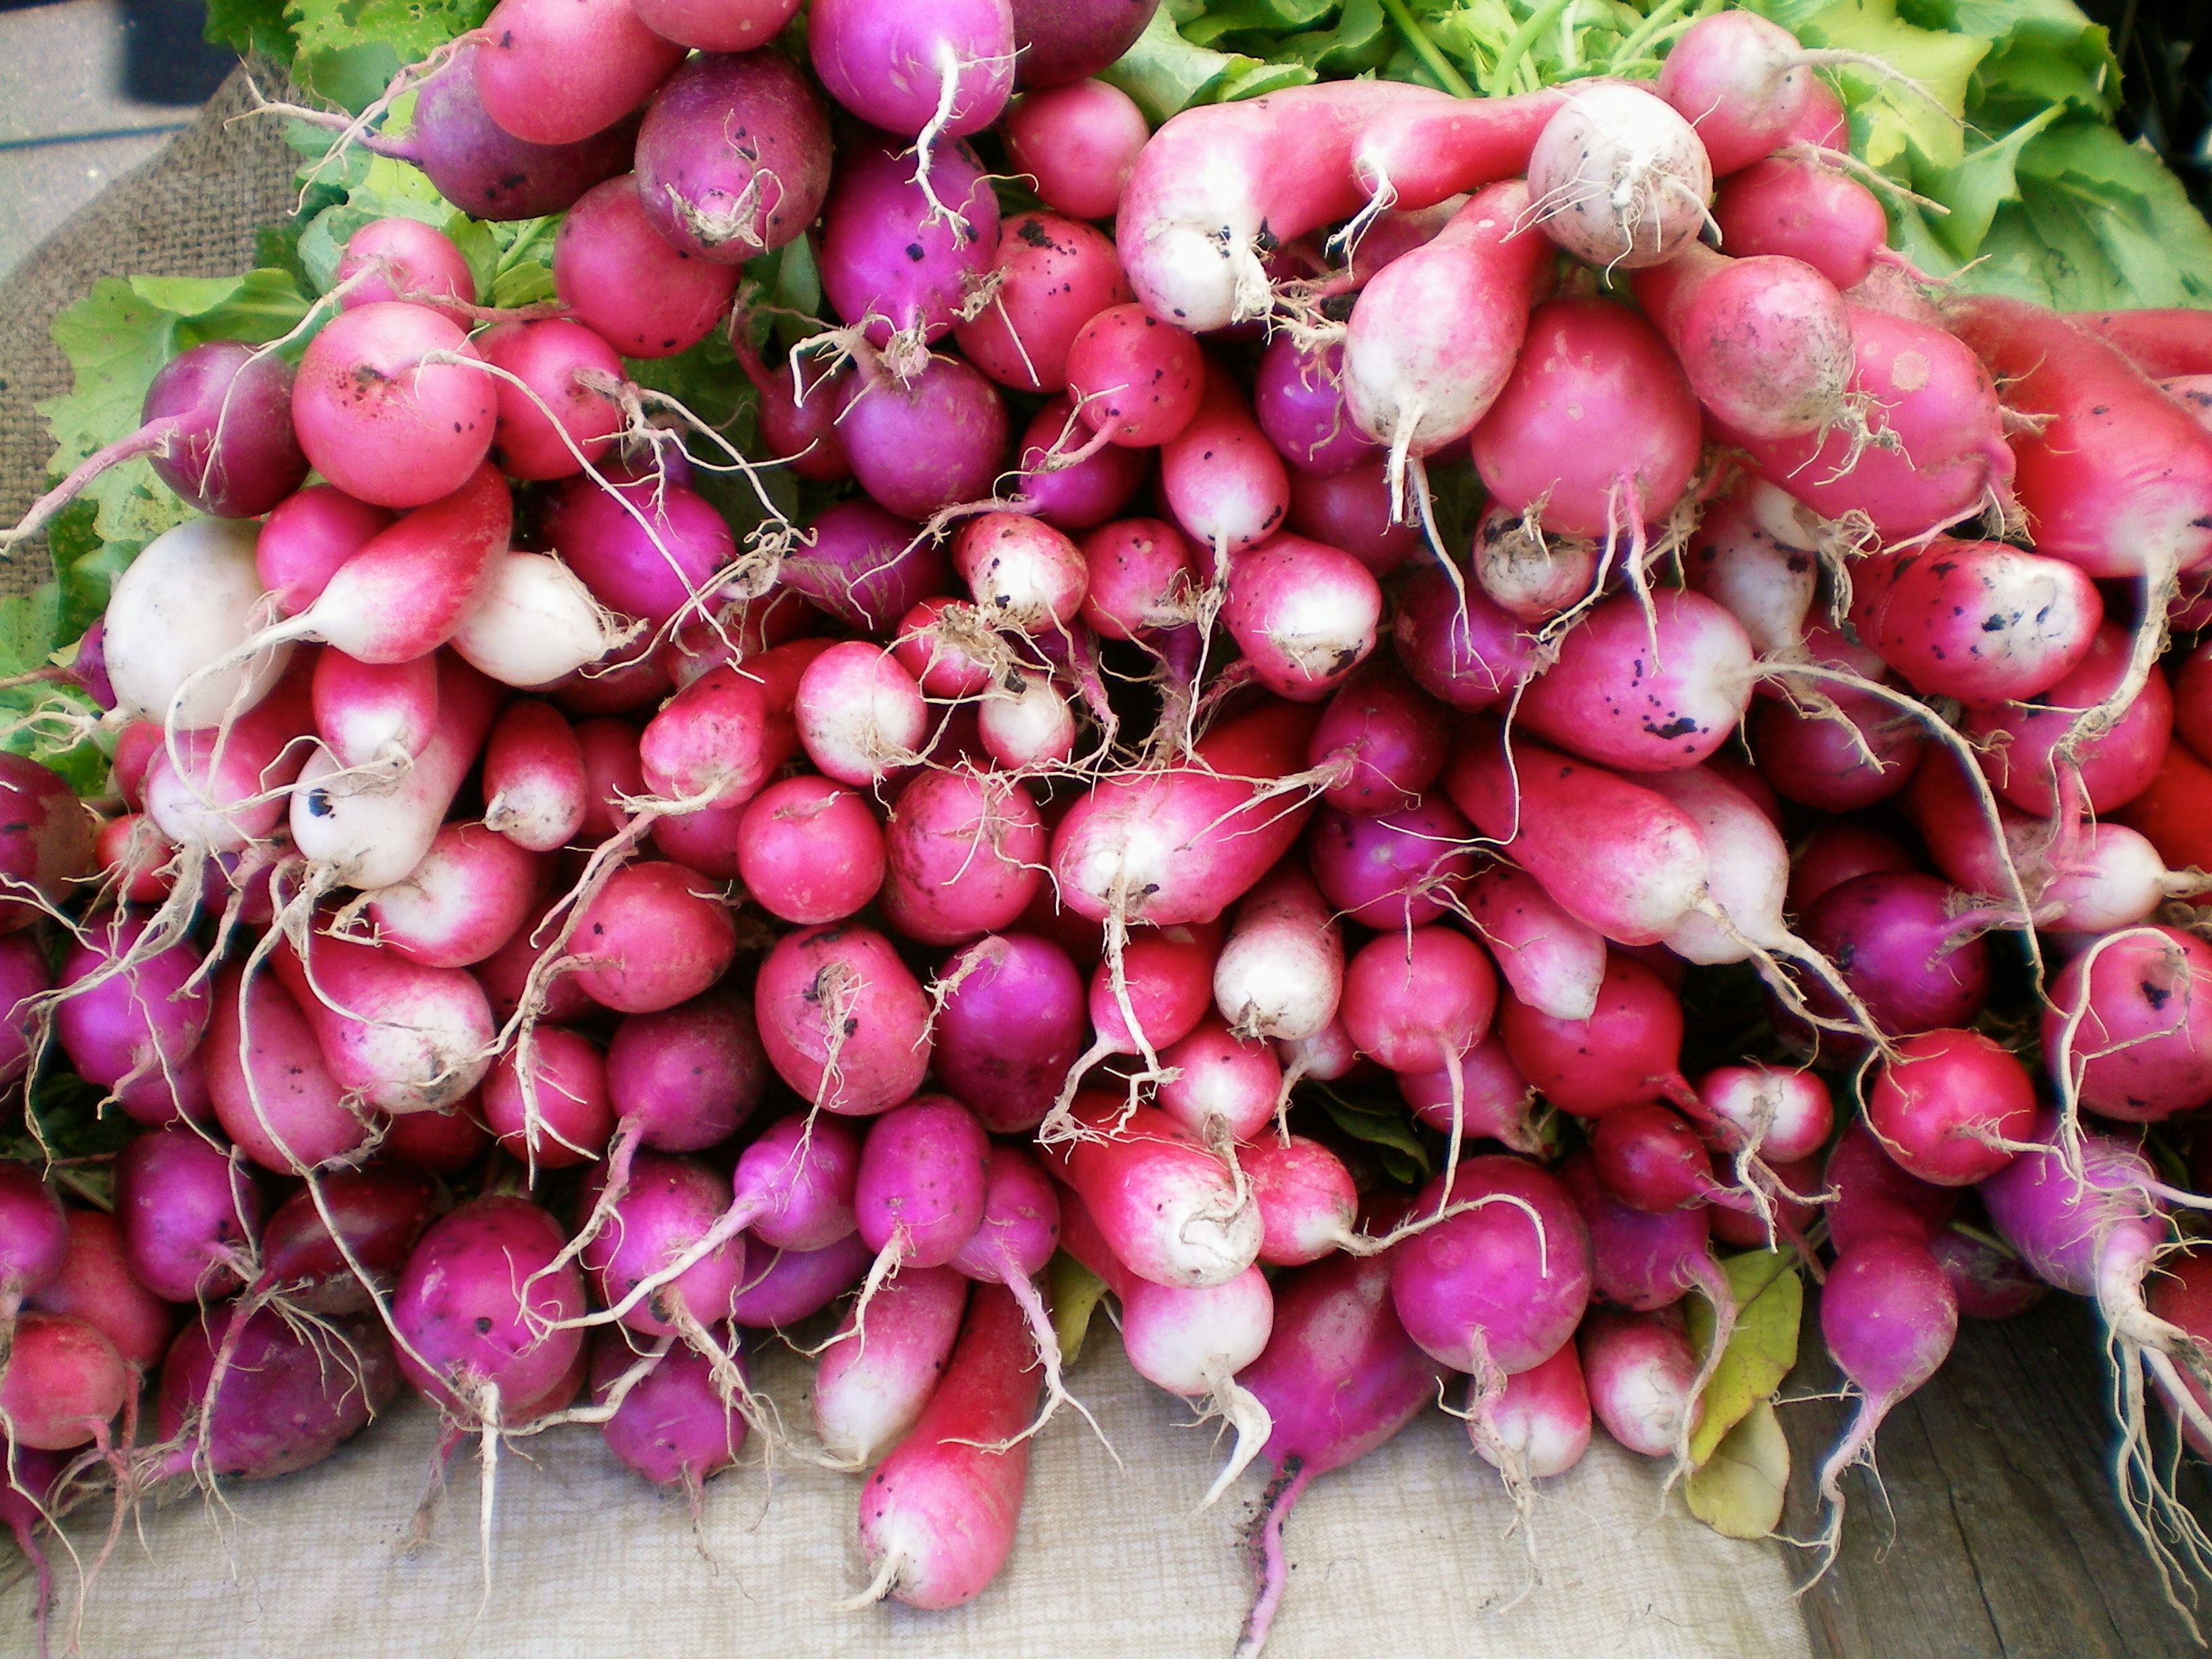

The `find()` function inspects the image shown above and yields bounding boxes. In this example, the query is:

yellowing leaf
[1797,0,1988,169]
[1049,1252,1110,1367]
[1684,1398,1790,1540]
[1684,1248,1803,1467]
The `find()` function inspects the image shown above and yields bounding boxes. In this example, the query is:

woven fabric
[0,70,1812,1659]
[1,1340,1809,1657]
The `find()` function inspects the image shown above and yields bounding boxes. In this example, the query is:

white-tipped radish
[450,551,634,689]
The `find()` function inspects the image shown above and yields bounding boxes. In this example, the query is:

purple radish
[634,52,832,262]
[932,934,1086,1134]
[114,1128,262,1304]
[152,1306,398,1480]
[1814,1236,1957,1550]
[592,1332,746,1490]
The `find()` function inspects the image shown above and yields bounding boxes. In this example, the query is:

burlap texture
[0,71,1813,1659]
[2,1340,1810,1657]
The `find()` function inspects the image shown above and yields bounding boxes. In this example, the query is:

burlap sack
[0,72,1811,1658]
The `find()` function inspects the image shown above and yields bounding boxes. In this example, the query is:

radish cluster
[13,2,2212,1651]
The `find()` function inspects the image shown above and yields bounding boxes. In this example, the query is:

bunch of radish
[12,0,2212,1650]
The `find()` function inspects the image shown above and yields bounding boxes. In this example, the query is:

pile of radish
[12,0,2212,1649]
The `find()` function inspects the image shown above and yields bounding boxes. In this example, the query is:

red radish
[2042,926,2212,1124]
[1241,1137,1359,1267]
[734,1235,872,1328]
[811,0,1013,155]
[480,703,584,855]
[1115,79,1559,332]
[633,52,830,262]
[1388,1154,1591,1377]
[979,668,1078,769]
[1519,590,1753,773]
[1695,1064,1832,1162]
[256,487,391,617]
[1391,560,1540,711]
[482,1026,615,1168]
[547,472,736,632]
[1,1313,131,1450]
[1290,460,1421,577]
[1632,244,1855,440]
[1525,83,1713,270]
[251,1168,438,1314]
[1815,1237,1957,1550]
[336,218,472,312]
[754,923,933,1115]
[1445,719,1709,947]
[946,1144,1070,1431]
[1462,863,1607,1024]
[1071,920,1221,1091]
[1850,537,2103,708]
[1498,950,1698,1120]
[1397,1038,1542,1153]
[1469,298,1703,548]
[382,1101,492,1174]
[1076,518,1195,639]
[1580,1305,1700,1460]
[1654,11,1851,174]
[793,643,928,787]
[843,352,1010,525]
[592,1332,746,1490]
[1965,623,2173,817]
[153,1305,398,1481]
[1064,302,1205,447]
[955,211,1132,392]
[473,319,623,481]
[579,1153,745,1340]
[204,962,371,1174]
[735,777,886,925]
[1866,1029,2036,1186]
[1338,926,1497,1080]
[1343,182,1550,483]
[1046,1097,1259,1289]
[471,0,683,146]
[1748,680,1925,814]
[141,660,314,855]
[1712,154,1893,289]
[1467,1338,1591,1489]
[1157,1018,1282,1146]
[933,934,1086,1134]
[603,993,767,1166]
[2078,308,2212,378]
[310,650,438,775]
[28,1208,172,1373]
[1235,1248,1450,1657]
[1826,1122,1955,1255]
[951,512,1088,634]
[292,303,495,510]
[819,136,1001,377]
[1121,1267,1275,1503]
[882,768,1045,947]
[1305,660,1446,815]
[1723,301,2012,543]
[815,1265,969,1467]
[1002,79,1148,218]
[554,176,741,359]
[270,924,495,1113]
[1220,533,1380,702]
[0,1165,65,1362]
[851,1282,1040,1610]
[115,1127,261,1304]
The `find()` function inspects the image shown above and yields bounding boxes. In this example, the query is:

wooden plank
[1782,1294,2212,1659]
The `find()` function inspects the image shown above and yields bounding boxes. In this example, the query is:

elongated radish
[1122,1268,1274,1504]
[814,1264,968,1467]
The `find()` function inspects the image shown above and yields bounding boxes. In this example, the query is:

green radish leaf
[1313,1085,1433,1185]
[1049,1252,1111,1366]
[1685,1398,1791,1540]
[1793,0,1989,169]
[1684,1248,1803,1467]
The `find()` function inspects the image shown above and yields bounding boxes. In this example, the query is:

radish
[1290,459,1420,577]
[2078,308,2212,379]
[1046,1098,1258,1288]
[1212,867,1342,1044]
[1866,1029,2037,1186]
[1220,534,1380,703]
[1470,503,1598,624]
[1234,1250,1449,1657]
[634,52,830,262]
[1462,864,1607,1025]
[1466,1339,1591,1491]
[1115,79,1558,332]
[951,512,1088,633]
[1398,1038,1542,1154]
[1826,1122,1956,1256]
[0,1165,64,1370]
[978,669,1078,769]
[310,650,438,774]
[1695,1064,1832,1163]
[1338,926,1496,1085]
[1392,559,1540,711]
[250,1168,438,1314]
[783,499,946,633]
[579,1153,745,1341]
[1631,244,1856,441]
[451,552,633,689]
[1014,398,1151,531]
[1798,871,1990,1038]
[1467,298,1704,555]
[482,1027,615,1168]
[947,1144,1072,1433]
[1525,83,1713,270]
[1008,0,1156,87]
[793,642,929,787]
[735,776,887,925]
[1161,367,1293,558]
[1790,820,1917,914]
[1445,719,1709,948]
[735,1235,872,1329]
[1157,1018,1282,1147]
[604,992,768,1164]
[1120,1268,1275,1504]
[1850,537,2104,708]
[270,924,495,1113]
[152,1305,398,1481]
[754,923,933,1114]
[553,175,741,359]
[1254,335,1376,478]
[840,353,1008,521]
[1748,679,1925,814]
[819,136,1000,380]
[1063,302,1205,447]
[1964,623,2173,817]
[881,767,1044,947]
[1654,10,1879,176]
[2042,926,2212,1124]
[384,45,642,220]
[1497,950,1699,1120]
[814,1264,968,1467]
[1078,517,1197,638]
[1581,1305,1700,1460]
[592,1332,747,1493]
[1,1313,131,1451]
[932,933,1086,1134]
[28,1208,173,1373]
[851,1282,1040,1610]
[1814,1236,1957,1554]
[471,0,684,146]
[52,910,213,1126]
[1305,660,1447,816]
[140,659,314,855]
[115,1127,261,1304]
[360,823,539,969]
[1931,1225,2048,1323]
[1712,154,1893,289]
[1343,182,1549,488]
[336,217,474,312]
[1682,476,1821,657]
[1518,589,1753,774]
[1240,1136,1359,1267]
[0,756,96,931]
[100,516,292,729]
[1388,1154,1591,1378]
[291,303,497,510]
[811,0,1013,158]
[548,472,741,634]
[1002,77,1149,218]
[203,963,371,1174]
[954,211,1132,393]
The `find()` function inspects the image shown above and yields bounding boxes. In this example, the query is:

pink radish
[270,924,495,1113]
[1212,866,1342,1044]
[1462,863,1607,1024]
[1467,1339,1591,1488]
[754,923,933,1115]
[292,304,497,510]
[2041,926,2212,1124]
[1866,1029,2036,1186]
[1002,79,1147,214]
[933,933,1086,1134]
[1121,1267,1275,1503]
[1814,1237,1957,1551]
[1525,83,1713,269]
[1580,1305,1700,1458]
[1046,1098,1259,1289]
[471,0,684,146]
[814,1264,968,1467]
[204,962,371,1174]
[1241,1136,1360,1267]
[592,1332,747,1490]
[1498,950,1698,1120]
